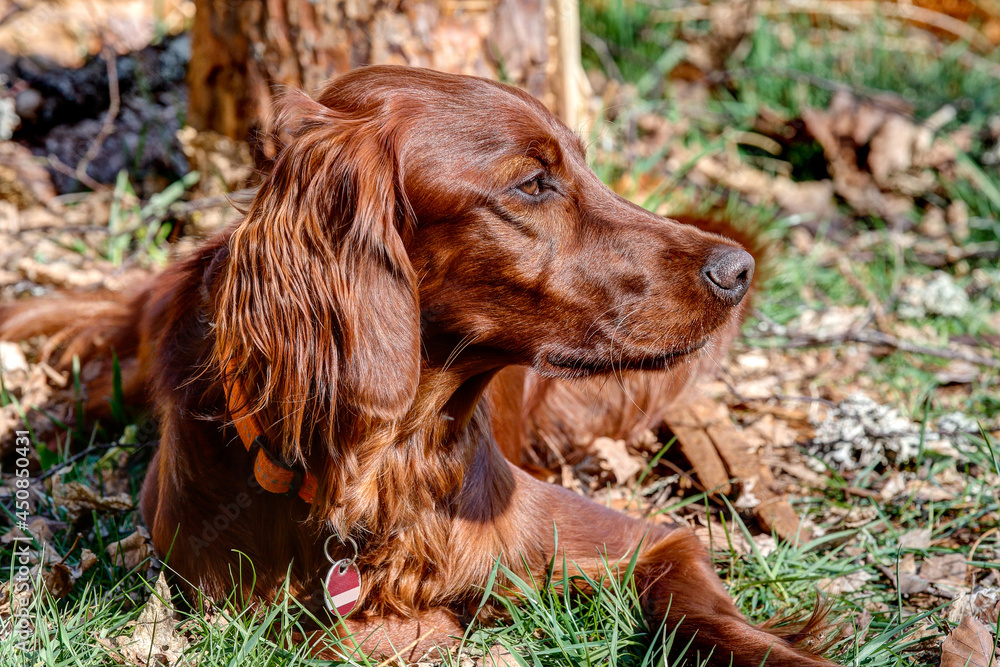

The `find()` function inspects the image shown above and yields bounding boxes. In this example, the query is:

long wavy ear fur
[215,90,420,465]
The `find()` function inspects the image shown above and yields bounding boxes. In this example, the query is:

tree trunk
[188,0,586,144]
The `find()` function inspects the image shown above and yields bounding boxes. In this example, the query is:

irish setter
[1,66,835,665]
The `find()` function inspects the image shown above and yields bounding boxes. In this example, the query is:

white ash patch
[937,411,981,436]
[807,392,984,471]
[0,96,18,141]
[897,271,970,319]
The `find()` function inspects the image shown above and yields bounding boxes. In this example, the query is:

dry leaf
[591,437,643,482]
[106,528,154,572]
[693,517,750,556]
[880,473,908,501]
[0,341,28,374]
[771,177,836,219]
[52,476,133,523]
[752,534,778,558]
[934,361,979,385]
[480,646,521,667]
[42,562,77,599]
[908,479,958,503]
[818,570,873,596]
[877,558,931,596]
[40,548,97,599]
[940,616,998,667]
[733,477,761,510]
[745,414,798,449]
[80,548,98,571]
[949,588,1000,626]
[899,528,932,550]
[26,516,68,543]
[921,554,967,586]
[897,573,931,596]
[899,553,918,575]
[115,571,187,665]
[868,115,916,186]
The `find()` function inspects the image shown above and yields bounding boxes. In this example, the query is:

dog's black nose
[702,246,754,304]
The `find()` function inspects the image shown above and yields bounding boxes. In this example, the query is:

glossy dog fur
[0,66,835,665]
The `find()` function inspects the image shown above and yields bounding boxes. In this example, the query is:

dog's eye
[517,177,543,196]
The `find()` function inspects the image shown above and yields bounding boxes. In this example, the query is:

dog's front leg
[462,457,837,667]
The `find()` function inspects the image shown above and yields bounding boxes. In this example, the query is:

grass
[3,429,996,665]
[3,0,1000,665]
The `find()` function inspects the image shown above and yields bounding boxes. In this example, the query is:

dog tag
[324,559,361,617]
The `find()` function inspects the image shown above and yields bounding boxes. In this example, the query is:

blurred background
[1,1,999,665]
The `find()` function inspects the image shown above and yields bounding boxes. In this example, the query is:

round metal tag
[324,559,361,617]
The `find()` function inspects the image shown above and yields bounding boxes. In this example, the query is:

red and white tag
[324,559,361,617]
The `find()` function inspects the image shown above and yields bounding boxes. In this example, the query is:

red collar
[224,363,318,503]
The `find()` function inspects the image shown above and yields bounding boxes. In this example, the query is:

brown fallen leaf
[26,516,68,543]
[817,569,873,596]
[876,558,931,597]
[899,528,932,550]
[897,572,932,596]
[921,554,968,587]
[41,547,98,599]
[114,571,187,665]
[52,476,133,523]
[940,616,998,667]
[478,646,521,667]
[591,437,643,482]
[42,562,77,599]
[106,528,154,573]
[693,516,751,556]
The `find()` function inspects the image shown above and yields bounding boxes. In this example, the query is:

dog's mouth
[538,340,707,378]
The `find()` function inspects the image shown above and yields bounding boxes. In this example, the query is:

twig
[850,329,1000,369]
[56,533,82,566]
[581,30,626,84]
[842,486,880,499]
[35,442,153,483]
[648,0,992,51]
[968,527,998,588]
[16,225,112,235]
[657,457,710,496]
[47,155,105,193]
[912,243,1000,268]
[823,31,1000,80]
[705,66,929,118]
[75,47,121,185]
[835,255,891,332]
[751,320,1000,369]
[740,394,839,408]
[374,630,435,667]
[170,194,233,214]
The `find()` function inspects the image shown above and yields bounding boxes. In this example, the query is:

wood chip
[664,397,808,542]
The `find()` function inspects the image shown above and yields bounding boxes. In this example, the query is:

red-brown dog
[1,66,834,665]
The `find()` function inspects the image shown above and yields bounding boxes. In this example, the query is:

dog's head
[215,66,753,465]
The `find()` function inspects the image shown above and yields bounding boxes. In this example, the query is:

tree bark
[188,0,585,143]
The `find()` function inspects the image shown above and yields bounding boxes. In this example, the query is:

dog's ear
[215,91,419,462]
